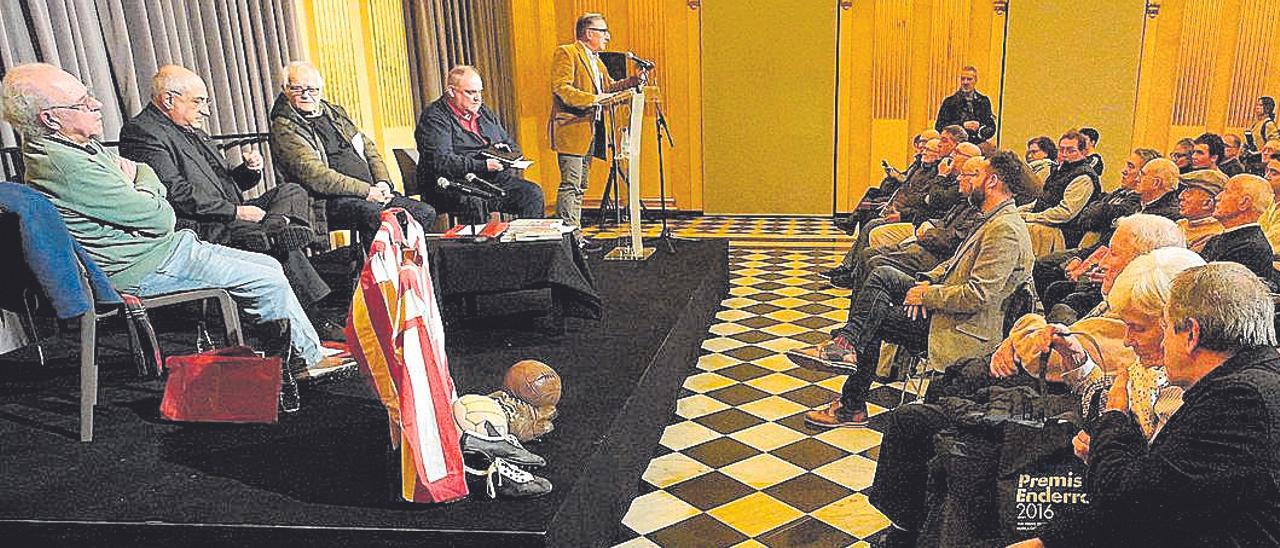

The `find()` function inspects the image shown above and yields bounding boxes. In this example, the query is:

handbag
[160,346,282,423]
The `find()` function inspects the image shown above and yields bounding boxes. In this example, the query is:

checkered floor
[611,232,927,548]
[582,215,857,248]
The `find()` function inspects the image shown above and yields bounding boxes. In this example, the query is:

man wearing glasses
[549,12,645,251]
[269,61,436,244]
[119,65,338,339]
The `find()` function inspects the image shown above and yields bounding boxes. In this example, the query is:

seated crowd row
[0,62,545,392]
[784,119,1280,544]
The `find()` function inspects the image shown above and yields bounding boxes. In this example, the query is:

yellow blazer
[549,42,635,156]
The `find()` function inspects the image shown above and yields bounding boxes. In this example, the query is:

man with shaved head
[120,65,337,335]
[1204,173,1278,281]
[1,63,348,390]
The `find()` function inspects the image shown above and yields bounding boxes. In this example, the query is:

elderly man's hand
[1047,324,1087,369]
[990,339,1020,378]
[963,120,980,131]
[1072,430,1091,463]
[116,157,138,182]
[243,149,264,171]
[485,159,505,172]
[366,186,392,204]
[236,205,266,223]
[1106,366,1130,413]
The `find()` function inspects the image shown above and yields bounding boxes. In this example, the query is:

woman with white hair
[1051,247,1205,461]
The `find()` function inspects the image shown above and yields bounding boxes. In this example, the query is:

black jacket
[1219,157,1246,177]
[120,104,259,224]
[120,104,268,244]
[934,90,996,143]
[1136,189,1182,221]
[414,98,520,205]
[1040,346,1280,547]
[1074,188,1140,234]
[1201,225,1276,283]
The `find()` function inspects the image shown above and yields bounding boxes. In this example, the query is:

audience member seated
[1080,126,1104,176]
[835,130,937,235]
[1020,130,1101,257]
[1190,132,1228,175]
[1170,137,1196,174]
[865,216,1182,545]
[1202,173,1276,282]
[119,65,339,337]
[1261,153,1280,267]
[788,151,1034,428]
[1175,169,1226,252]
[1020,262,1280,547]
[1024,135,1057,184]
[1219,133,1247,176]
[825,137,943,285]
[934,66,995,143]
[269,61,436,243]
[0,63,346,377]
[414,65,544,223]
[1046,213,1187,320]
[1247,138,1280,177]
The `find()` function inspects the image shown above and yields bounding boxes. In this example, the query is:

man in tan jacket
[788,151,1035,428]
[549,12,644,250]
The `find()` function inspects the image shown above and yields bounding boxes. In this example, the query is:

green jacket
[21,136,177,290]
[268,94,391,236]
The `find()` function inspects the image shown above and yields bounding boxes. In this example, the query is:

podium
[599,87,655,261]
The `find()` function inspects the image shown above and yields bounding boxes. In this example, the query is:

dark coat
[934,90,996,143]
[1075,188,1140,234]
[1137,189,1182,221]
[1040,346,1280,547]
[1201,225,1276,282]
[414,98,521,205]
[120,104,268,244]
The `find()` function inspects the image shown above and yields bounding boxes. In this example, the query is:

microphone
[465,173,507,197]
[626,52,655,70]
[437,176,496,199]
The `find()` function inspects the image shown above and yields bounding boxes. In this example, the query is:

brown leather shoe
[293,355,358,384]
[785,336,858,374]
[804,400,869,428]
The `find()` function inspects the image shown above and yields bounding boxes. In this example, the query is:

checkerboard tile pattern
[615,244,927,547]
[582,216,856,248]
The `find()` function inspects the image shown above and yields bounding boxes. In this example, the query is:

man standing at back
[549,12,645,251]
[934,66,996,144]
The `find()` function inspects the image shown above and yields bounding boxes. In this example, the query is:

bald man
[120,66,336,329]
[1,63,348,386]
[1204,174,1277,282]
[414,65,544,222]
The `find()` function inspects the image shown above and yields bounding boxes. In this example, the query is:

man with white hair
[1020,262,1280,547]
[119,65,337,335]
[0,63,345,384]
[414,65,544,222]
[269,61,436,243]
[1204,173,1276,281]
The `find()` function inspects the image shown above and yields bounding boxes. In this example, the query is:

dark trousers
[866,403,951,530]
[839,217,895,270]
[427,173,545,223]
[327,194,438,243]
[834,265,930,410]
[226,183,330,308]
[845,242,945,290]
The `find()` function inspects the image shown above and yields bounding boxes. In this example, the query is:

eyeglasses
[44,92,99,113]
[287,85,322,97]
[168,91,210,107]
[587,27,610,35]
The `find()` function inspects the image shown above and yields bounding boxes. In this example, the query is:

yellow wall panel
[1000,0,1145,190]
[701,0,837,215]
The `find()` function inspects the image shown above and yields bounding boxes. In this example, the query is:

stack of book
[502,219,569,242]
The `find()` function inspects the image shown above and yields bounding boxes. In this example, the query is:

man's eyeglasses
[288,85,322,97]
[587,27,610,35]
[44,92,99,113]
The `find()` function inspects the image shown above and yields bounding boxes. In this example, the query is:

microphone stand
[647,98,684,255]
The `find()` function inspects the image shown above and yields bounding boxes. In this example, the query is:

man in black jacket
[119,65,332,311]
[934,66,995,143]
[1022,262,1280,547]
[415,65,544,222]
[1203,174,1276,282]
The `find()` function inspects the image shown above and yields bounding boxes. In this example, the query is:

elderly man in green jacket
[0,63,348,384]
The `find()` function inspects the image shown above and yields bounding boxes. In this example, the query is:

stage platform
[0,239,729,547]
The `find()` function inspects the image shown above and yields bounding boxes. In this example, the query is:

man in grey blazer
[788,151,1036,428]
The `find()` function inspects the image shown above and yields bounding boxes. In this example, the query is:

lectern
[600,88,654,261]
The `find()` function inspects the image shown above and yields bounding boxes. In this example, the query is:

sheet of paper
[510,159,533,169]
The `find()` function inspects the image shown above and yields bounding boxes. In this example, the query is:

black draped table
[425,233,602,325]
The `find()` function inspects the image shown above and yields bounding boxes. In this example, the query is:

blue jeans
[124,230,324,366]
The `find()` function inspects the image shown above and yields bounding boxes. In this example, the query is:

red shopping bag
[160,346,282,423]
